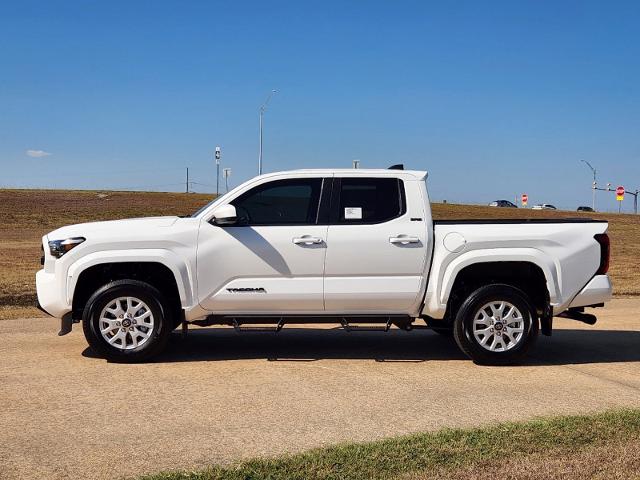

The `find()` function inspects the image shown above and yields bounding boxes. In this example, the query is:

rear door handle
[389,235,420,245]
[293,235,323,245]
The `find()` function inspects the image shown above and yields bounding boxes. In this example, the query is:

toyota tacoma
[36,166,612,364]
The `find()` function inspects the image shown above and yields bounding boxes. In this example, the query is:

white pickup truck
[36,166,612,364]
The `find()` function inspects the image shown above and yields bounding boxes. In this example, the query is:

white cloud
[26,149,52,158]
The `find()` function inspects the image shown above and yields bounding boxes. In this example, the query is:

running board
[197,314,414,332]
[557,308,597,325]
[340,317,393,332]
[231,318,285,333]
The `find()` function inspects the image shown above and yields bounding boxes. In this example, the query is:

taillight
[594,233,610,275]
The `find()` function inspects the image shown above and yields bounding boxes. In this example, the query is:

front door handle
[389,235,420,245]
[293,235,323,245]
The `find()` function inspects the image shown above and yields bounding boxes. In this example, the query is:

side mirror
[211,204,237,225]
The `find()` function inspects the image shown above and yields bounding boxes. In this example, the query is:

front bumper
[568,275,613,309]
[36,269,75,336]
[36,269,72,319]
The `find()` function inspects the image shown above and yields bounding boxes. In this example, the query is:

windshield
[191,180,249,217]
[192,195,225,217]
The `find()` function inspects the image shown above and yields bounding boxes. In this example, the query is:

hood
[47,216,180,240]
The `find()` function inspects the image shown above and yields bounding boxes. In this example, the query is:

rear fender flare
[433,248,560,316]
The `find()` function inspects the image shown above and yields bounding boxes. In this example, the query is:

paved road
[1,299,639,480]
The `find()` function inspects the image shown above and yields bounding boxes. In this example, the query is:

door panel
[323,179,428,313]
[196,176,329,314]
[324,275,424,311]
[197,223,328,313]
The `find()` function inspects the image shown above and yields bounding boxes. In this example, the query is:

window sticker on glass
[344,207,362,220]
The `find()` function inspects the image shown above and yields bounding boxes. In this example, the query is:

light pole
[215,146,221,197]
[581,160,597,211]
[223,168,231,192]
[258,89,277,175]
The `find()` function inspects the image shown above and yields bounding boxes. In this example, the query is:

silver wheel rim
[472,301,525,352]
[99,297,155,350]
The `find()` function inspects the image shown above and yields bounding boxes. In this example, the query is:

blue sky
[1,0,639,211]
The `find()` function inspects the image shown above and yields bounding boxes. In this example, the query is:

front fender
[66,249,195,308]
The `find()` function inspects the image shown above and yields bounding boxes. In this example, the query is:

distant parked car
[489,200,518,208]
[532,204,557,210]
[577,206,594,212]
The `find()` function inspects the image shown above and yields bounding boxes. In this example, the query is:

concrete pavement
[1,299,639,480]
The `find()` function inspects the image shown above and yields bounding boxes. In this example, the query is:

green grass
[138,409,640,480]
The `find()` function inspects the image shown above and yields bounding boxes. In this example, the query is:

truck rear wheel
[82,280,173,362]
[453,284,538,365]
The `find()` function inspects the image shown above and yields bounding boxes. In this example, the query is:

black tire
[431,327,453,337]
[453,284,538,365]
[82,280,173,362]
[425,319,454,337]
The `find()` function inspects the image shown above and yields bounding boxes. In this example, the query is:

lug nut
[116,321,121,326]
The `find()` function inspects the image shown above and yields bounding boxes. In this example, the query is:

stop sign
[616,186,625,201]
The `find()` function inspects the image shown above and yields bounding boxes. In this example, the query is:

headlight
[48,237,85,258]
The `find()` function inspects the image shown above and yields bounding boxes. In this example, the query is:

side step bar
[340,317,393,332]
[231,318,285,333]
[198,315,414,333]
[557,308,597,325]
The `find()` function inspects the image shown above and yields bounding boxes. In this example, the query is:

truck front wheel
[82,280,173,362]
[453,284,538,365]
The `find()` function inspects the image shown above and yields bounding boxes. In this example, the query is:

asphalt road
[1,299,639,480]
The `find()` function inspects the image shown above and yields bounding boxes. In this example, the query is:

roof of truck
[262,168,428,180]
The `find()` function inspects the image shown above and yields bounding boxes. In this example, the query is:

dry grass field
[1,188,638,319]
[0,189,212,319]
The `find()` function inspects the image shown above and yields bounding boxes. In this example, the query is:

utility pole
[215,146,221,197]
[593,183,639,214]
[625,189,639,214]
[186,167,189,193]
[258,89,277,175]
[580,160,597,211]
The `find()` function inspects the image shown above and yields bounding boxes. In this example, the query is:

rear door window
[332,178,405,224]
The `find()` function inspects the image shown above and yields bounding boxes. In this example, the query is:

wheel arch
[440,249,558,304]
[422,248,558,323]
[445,261,550,318]
[67,250,194,319]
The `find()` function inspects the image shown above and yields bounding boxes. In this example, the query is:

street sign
[616,186,625,201]
[215,146,221,164]
[522,194,528,206]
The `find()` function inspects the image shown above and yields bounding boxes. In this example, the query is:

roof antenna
[388,164,404,170]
